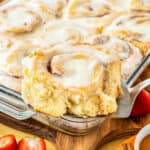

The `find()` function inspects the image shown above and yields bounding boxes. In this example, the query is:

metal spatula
[112,53,150,118]
[112,78,150,118]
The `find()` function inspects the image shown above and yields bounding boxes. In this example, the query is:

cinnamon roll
[64,0,130,18]
[32,13,119,48]
[88,35,143,80]
[0,0,67,35]
[0,4,41,34]
[104,12,150,55]
[22,43,122,117]
[0,34,37,77]
[131,0,150,11]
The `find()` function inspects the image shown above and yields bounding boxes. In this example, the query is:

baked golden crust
[22,44,122,117]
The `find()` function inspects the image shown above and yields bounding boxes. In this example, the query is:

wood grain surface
[1,112,150,150]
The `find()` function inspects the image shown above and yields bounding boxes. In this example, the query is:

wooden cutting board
[1,112,150,150]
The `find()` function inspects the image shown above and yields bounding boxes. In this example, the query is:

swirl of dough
[88,35,143,80]
[104,12,150,55]
[0,34,37,77]
[22,43,122,117]
[64,0,130,18]
[0,4,41,33]
[131,0,150,11]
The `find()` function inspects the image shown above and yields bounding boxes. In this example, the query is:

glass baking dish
[0,53,149,136]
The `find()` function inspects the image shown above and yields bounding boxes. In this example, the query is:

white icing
[0,3,41,33]
[51,54,100,87]
[104,13,150,42]
[27,0,66,21]
[32,18,103,48]
[23,44,118,88]
[0,0,67,33]
[89,35,143,79]
[49,45,117,88]
[0,36,36,77]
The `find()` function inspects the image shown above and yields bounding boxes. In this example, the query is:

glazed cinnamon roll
[0,4,41,34]
[32,13,119,48]
[0,34,37,77]
[0,0,67,34]
[0,34,38,91]
[131,0,150,11]
[64,0,130,18]
[22,43,122,117]
[88,35,143,80]
[104,12,150,55]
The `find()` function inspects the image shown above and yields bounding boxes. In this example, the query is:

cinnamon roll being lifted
[32,13,118,48]
[22,43,122,117]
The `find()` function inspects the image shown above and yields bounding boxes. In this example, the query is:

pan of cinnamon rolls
[0,0,149,121]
